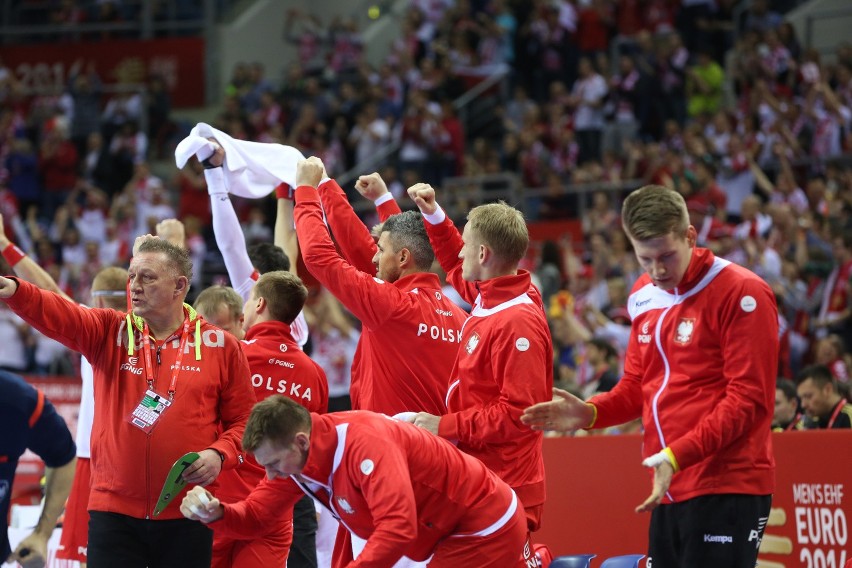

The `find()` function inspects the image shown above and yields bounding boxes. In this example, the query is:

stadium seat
[599,554,645,568]
[550,554,597,568]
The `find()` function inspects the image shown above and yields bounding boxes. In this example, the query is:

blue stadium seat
[550,554,597,568]
[599,554,645,568]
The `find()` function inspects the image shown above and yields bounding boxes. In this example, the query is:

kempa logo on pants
[703,534,733,544]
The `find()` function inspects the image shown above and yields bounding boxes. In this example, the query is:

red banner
[539,432,852,567]
[1,37,205,107]
[12,376,82,506]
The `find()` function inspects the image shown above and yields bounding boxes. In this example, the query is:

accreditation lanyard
[142,317,191,401]
[784,413,802,432]
[826,399,848,429]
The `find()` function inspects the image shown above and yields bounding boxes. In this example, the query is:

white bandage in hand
[642,451,672,469]
[191,491,211,516]
[392,412,417,423]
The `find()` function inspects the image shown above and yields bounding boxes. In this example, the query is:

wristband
[275,183,293,200]
[2,243,26,267]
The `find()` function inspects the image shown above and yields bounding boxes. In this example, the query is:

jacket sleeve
[217,476,304,538]
[207,168,256,302]
[346,431,417,567]
[438,316,552,443]
[208,337,256,470]
[421,209,479,305]
[666,278,778,471]
[318,179,378,274]
[295,185,411,330]
[4,278,111,363]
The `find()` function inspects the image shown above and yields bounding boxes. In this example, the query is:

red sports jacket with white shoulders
[294,184,467,416]
[421,211,553,517]
[215,411,520,567]
[216,320,328,504]
[590,247,777,502]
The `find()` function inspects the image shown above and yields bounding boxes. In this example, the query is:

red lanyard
[826,399,848,429]
[784,413,802,432]
[142,317,191,401]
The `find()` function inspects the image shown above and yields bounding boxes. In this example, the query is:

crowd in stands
[0,0,849,426]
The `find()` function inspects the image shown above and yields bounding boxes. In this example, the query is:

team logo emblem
[337,497,354,514]
[740,295,757,312]
[515,337,530,351]
[465,332,481,354]
[279,343,288,353]
[360,459,374,475]
[674,318,695,345]
[435,291,442,300]
[129,357,139,365]
[641,321,650,334]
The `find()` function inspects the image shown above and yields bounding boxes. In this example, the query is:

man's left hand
[182,449,223,487]
[412,412,440,435]
[635,458,674,513]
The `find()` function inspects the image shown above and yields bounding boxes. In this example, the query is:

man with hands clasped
[523,185,778,568]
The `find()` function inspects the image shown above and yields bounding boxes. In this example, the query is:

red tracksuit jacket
[214,411,520,567]
[4,279,256,519]
[216,320,328,504]
[590,248,777,502]
[422,212,553,517]
[294,184,467,416]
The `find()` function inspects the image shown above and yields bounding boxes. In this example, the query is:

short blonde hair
[92,267,128,310]
[193,286,243,321]
[621,185,689,241]
[467,201,528,264]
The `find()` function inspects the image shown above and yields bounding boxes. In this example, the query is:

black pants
[288,494,319,568]
[88,511,213,568]
[648,493,771,568]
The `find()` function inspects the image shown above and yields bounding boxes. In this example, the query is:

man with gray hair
[0,237,256,568]
[292,157,467,417]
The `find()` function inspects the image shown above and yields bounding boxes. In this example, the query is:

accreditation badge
[126,389,172,433]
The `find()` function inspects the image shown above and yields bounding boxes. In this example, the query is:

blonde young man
[523,185,778,568]
[406,184,553,568]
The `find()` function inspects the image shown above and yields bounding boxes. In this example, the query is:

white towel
[175,122,305,198]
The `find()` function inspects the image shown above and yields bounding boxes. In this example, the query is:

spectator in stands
[580,338,619,399]
[813,334,850,383]
[773,378,803,431]
[797,364,852,429]
[569,57,607,164]
[814,233,852,351]
[39,121,78,221]
[686,49,724,119]
[67,66,102,157]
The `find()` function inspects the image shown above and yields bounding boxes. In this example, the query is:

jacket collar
[671,247,715,295]
[244,320,297,345]
[300,414,338,487]
[393,271,442,292]
[475,270,533,310]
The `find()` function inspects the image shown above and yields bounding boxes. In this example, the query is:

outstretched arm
[0,213,72,301]
[205,143,258,302]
